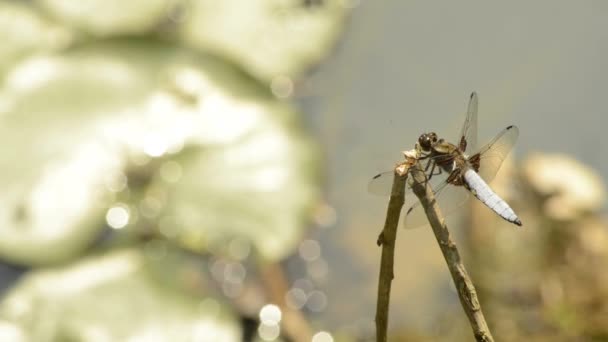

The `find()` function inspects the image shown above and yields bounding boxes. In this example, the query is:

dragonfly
[368,92,522,228]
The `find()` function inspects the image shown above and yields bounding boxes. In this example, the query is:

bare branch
[260,262,313,341]
[375,166,408,342]
[408,163,494,342]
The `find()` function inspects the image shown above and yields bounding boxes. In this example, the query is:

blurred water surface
[300,0,608,338]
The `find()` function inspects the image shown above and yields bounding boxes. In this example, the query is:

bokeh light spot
[299,239,321,261]
[139,196,163,219]
[159,161,183,183]
[270,75,293,98]
[293,278,314,293]
[307,258,329,283]
[222,282,242,298]
[165,2,189,23]
[173,68,207,97]
[210,259,227,282]
[228,238,251,260]
[313,203,337,228]
[307,290,327,312]
[258,322,280,341]
[143,134,168,157]
[285,287,307,309]
[259,304,282,325]
[106,204,130,229]
[224,262,246,284]
[104,172,128,192]
[312,331,334,342]
[158,216,179,238]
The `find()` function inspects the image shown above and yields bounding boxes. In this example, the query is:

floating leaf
[0,39,320,264]
[0,249,241,341]
[38,0,350,81]
[38,0,174,36]
[178,0,350,81]
[0,2,71,73]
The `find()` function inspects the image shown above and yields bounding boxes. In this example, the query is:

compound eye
[418,134,431,150]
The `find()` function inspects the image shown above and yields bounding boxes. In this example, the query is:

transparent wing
[471,125,519,184]
[368,158,450,197]
[367,171,399,196]
[369,92,477,195]
[368,166,469,229]
[401,179,470,229]
[457,92,478,153]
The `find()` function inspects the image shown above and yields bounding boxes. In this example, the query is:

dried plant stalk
[408,163,494,342]
[375,166,408,342]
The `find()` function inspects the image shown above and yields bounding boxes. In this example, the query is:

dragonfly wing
[368,164,449,196]
[367,159,448,197]
[471,125,519,184]
[457,92,478,153]
[369,165,453,228]
[367,171,396,196]
[402,179,470,229]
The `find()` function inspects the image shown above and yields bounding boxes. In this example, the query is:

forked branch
[408,162,494,342]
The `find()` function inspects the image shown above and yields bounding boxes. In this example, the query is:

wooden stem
[374,170,407,342]
[260,262,313,342]
[408,163,494,342]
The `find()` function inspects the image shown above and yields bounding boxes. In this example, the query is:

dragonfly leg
[427,161,435,177]
[427,162,443,182]
[423,157,434,172]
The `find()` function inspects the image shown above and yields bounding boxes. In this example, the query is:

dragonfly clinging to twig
[369,92,522,228]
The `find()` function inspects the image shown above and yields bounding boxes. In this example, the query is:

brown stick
[375,168,408,342]
[408,163,494,342]
[259,262,313,342]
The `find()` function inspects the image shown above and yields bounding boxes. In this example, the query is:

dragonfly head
[418,132,438,151]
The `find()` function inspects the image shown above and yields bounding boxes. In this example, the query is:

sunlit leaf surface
[34,0,349,81]
[38,0,173,36]
[0,2,71,72]
[178,0,350,81]
[0,249,241,341]
[0,40,320,264]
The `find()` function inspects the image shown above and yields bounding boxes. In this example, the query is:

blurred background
[1,0,607,341]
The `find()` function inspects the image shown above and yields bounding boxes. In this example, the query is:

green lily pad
[36,0,349,81]
[38,0,174,36]
[0,248,241,341]
[0,2,71,73]
[0,39,320,265]
[151,119,320,261]
[178,0,350,81]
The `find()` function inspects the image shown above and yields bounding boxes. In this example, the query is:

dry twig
[260,262,313,341]
[408,163,494,342]
[375,163,409,342]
